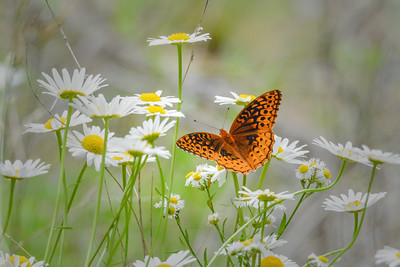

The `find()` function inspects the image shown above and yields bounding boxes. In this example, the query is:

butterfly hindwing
[176,132,222,161]
[230,90,282,136]
[214,144,252,174]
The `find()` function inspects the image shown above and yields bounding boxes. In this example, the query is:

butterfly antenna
[222,107,230,129]
[193,119,219,131]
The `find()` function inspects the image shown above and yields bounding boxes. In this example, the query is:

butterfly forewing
[176,132,222,161]
[230,90,282,136]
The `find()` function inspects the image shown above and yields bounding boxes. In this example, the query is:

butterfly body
[176,90,282,174]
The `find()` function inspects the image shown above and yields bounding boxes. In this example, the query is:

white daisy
[37,68,107,99]
[312,136,369,164]
[0,251,45,267]
[130,90,181,108]
[322,189,386,213]
[24,110,91,133]
[133,250,195,267]
[66,124,118,171]
[127,116,176,143]
[184,163,225,188]
[154,193,184,219]
[236,186,294,209]
[214,92,256,106]
[295,158,332,186]
[207,212,220,226]
[307,253,332,267]
[70,94,138,119]
[111,152,156,165]
[354,145,400,165]
[374,246,400,266]
[0,159,50,180]
[272,135,309,164]
[185,169,209,188]
[134,105,184,118]
[262,233,287,250]
[147,27,211,46]
[260,251,298,267]
[111,138,171,159]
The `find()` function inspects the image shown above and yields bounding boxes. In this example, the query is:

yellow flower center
[323,169,331,179]
[235,94,256,106]
[7,256,32,267]
[310,161,317,166]
[156,264,172,267]
[186,171,194,179]
[128,149,145,158]
[168,33,190,41]
[260,256,284,267]
[170,196,178,204]
[318,255,329,263]
[142,132,161,143]
[240,194,250,201]
[44,117,67,130]
[277,147,284,155]
[59,90,86,99]
[193,172,202,181]
[139,93,161,102]
[81,135,104,154]
[217,165,224,171]
[348,201,362,207]
[168,206,176,216]
[146,105,166,114]
[241,241,251,246]
[396,252,400,258]
[258,193,276,202]
[299,164,309,173]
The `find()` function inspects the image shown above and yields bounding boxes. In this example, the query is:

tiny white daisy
[147,27,211,46]
[221,241,245,256]
[214,92,256,106]
[295,158,332,186]
[24,110,91,133]
[312,136,369,164]
[262,233,287,250]
[322,189,386,213]
[207,212,220,226]
[0,251,45,267]
[260,251,298,267]
[66,124,118,171]
[37,68,107,99]
[272,135,309,164]
[374,246,400,266]
[307,253,332,267]
[354,145,400,165]
[134,105,185,118]
[236,186,294,209]
[111,138,171,159]
[154,193,184,219]
[133,250,195,267]
[130,90,181,108]
[127,116,176,143]
[0,159,50,180]
[184,163,225,188]
[70,94,138,119]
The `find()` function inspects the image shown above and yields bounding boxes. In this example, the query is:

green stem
[328,163,378,266]
[176,216,203,267]
[3,179,16,234]
[258,161,271,189]
[84,118,110,267]
[231,172,245,238]
[44,99,74,264]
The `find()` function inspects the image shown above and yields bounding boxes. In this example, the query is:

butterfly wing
[176,132,222,160]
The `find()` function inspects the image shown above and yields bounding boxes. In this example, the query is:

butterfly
[176,90,282,174]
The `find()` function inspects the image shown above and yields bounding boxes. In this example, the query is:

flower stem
[258,161,271,189]
[84,118,110,267]
[3,179,16,235]
[43,99,74,264]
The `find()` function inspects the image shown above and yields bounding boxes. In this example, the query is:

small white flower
[214,92,256,106]
[110,152,156,165]
[24,110,91,133]
[127,116,176,143]
[322,189,386,213]
[0,251,45,267]
[221,241,245,256]
[133,250,195,267]
[71,94,138,119]
[236,186,294,209]
[147,27,211,46]
[207,212,220,226]
[66,124,118,171]
[272,135,309,164]
[312,136,369,164]
[374,246,400,266]
[111,138,171,159]
[307,253,332,267]
[0,159,50,180]
[295,158,332,186]
[134,105,185,118]
[260,251,298,267]
[184,164,226,188]
[154,193,184,219]
[354,145,400,165]
[37,68,107,99]
[262,233,287,250]
[130,90,181,108]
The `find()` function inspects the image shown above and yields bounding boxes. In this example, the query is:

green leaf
[278,213,287,236]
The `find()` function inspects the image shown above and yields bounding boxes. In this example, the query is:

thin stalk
[231,172,245,238]
[84,118,110,267]
[3,179,16,234]
[176,216,203,267]
[43,99,74,264]
[257,161,271,189]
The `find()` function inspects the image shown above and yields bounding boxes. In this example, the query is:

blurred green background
[1,0,400,265]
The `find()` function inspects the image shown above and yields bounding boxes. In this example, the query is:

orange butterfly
[176,90,282,174]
